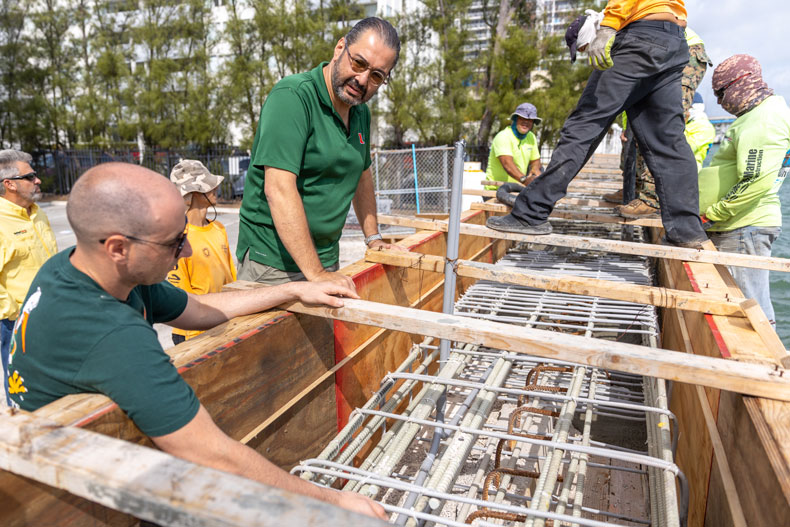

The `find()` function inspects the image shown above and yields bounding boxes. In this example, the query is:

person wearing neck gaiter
[699,54,790,324]
[484,103,543,190]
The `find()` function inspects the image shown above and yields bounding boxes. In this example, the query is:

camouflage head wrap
[712,54,773,117]
[169,160,224,197]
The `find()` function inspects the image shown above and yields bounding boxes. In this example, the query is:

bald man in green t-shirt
[237,18,407,290]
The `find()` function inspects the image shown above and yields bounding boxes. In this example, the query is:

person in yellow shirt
[0,149,57,406]
[168,160,237,344]
[484,103,543,191]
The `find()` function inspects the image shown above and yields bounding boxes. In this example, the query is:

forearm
[498,156,525,182]
[527,159,542,177]
[352,169,379,238]
[265,173,324,279]
[175,283,299,330]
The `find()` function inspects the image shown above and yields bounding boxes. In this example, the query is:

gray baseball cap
[170,160,224,196]
[511,103,542,125]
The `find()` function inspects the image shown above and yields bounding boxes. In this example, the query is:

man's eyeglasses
[714,72,752,99]
[5,172,38,182]
[100,221,189,259]
[344,47,389,86]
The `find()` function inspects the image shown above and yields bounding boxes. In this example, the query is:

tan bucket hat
[170,159,224,196]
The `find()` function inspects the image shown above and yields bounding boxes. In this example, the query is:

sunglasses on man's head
[5,172,37,182]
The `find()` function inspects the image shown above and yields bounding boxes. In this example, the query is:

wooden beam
[740,299,790,368]
[282,298,790,401]
[480,179,619,189]
[470,201,663,228]
[0,410,385,527]
[364,249,745,317]
[376,215,790,273]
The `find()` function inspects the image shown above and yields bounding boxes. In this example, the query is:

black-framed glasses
[100,219,189,258]
[5,172,38,182]
[344,47,389,86]
[714,72,752,99]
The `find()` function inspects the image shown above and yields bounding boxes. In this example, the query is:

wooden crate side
[0,309,337,526]
[665,257,790,525]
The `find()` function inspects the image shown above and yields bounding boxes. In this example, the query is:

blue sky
[686,0,788,118]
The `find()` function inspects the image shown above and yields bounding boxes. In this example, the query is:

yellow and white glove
[588,26,616,70]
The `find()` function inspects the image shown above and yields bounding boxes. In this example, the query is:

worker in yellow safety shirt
[0,149,57,407]
[168,160,237,344]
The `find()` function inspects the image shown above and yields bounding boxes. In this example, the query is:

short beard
[331,60,369,106]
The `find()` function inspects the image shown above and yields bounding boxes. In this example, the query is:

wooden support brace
[740,299,790,368]
[0,410,383,527]
[470,201,663,228]
[376,215,790,273]
[282,298,790,401]
[364,249,745,317]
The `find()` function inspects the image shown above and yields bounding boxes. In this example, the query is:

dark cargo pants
[511,20,707,244]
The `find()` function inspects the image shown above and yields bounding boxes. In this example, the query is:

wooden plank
[479,178,620,190]
[470,201,663,228]
[282,298,790,401]
[376,215,790,273]
[740,299,790,368]
[365,248,745,317]
[0,411,385,527]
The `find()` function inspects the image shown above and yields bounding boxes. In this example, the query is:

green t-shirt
[699,96,790,231]
[7,249,198,437]
[238,62,372,271]
[485,127,540,190]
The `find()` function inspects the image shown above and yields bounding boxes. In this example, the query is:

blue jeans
[708,226,781,322]
[1,318,14,406]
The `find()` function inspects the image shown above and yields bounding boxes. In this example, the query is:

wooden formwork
[0,208,508,526]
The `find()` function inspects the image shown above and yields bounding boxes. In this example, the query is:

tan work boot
[603,189,623,203]
[615,199,659,219]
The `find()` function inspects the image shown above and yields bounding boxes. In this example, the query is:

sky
[685,0,789,119]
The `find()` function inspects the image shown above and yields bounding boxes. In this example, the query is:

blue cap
[693,92,703,104]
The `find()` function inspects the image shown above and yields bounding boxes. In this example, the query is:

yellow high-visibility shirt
[684,114,717,170]
[167,221,237,340]
[0,198,58,321]
[602,0,686,31]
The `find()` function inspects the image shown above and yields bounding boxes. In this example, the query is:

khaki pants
[237,251,339,285]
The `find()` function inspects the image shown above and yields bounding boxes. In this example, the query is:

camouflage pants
[635,44,711,207]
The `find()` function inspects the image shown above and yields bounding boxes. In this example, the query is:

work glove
[701,215,715,231]
[588,26,617,70]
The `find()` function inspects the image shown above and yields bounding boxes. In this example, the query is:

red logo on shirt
[358,133,365,145]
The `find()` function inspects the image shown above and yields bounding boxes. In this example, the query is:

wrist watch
[365,233,384,246]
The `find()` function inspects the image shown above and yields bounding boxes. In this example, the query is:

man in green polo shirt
[8,163,386,521]
[485,103,543,191]
[238,17,406,289]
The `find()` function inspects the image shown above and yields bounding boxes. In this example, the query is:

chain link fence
[29,148,249,198]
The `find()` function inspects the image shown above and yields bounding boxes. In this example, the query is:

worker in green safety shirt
[484,103,543,191]
[699,54,790,324]
[236,17,406,290]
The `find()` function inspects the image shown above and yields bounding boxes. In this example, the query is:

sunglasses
[5,172,38,182]
[100,219,189,258]
[714,72,752,99]
[344,47,389,86]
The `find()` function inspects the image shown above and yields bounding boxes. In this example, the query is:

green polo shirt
[238,62,372,271]
[485,127,540,190]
